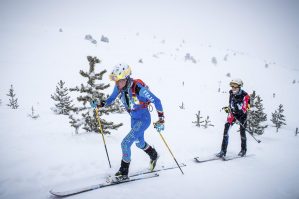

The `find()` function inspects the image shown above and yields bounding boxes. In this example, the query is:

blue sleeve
[139,86,163,112]
[105,85,119,106]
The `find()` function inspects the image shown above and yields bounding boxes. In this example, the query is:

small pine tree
[7,85,19,109]
[271,104,286,132]
[247,91,268,135]
[203,116,214,128]
[51,80,74,115]
[224,54,228,61]
[69,112,83,134]
[211,57,217,65]
[192,111,204,127]
[0,98,2,106]
[28,106,40,119]
[179,102,185,109]
[69,56,123,134]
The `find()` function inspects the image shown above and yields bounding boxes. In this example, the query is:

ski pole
[154,123,184,175]
[95,108,112,168]
[235,119,261,143]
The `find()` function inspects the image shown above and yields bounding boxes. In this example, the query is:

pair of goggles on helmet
[230,82,240,88]
[109,66,132,82]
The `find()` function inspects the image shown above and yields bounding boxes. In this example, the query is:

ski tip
[49,190,62,197]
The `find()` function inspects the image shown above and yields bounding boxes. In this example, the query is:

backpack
[131,79,151,108]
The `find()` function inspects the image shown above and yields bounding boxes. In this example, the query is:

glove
[90,99,98,108]
[90,99,105,109]
[154,111,165,132]
[222,106,230,113]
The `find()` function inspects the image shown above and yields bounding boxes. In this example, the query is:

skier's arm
[138,85,165,131]
[138,86,163,113]
[104,85,119,107]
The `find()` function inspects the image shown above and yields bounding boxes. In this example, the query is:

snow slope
[0,1,299,199]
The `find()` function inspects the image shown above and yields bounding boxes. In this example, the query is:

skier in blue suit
[91,63,165,180]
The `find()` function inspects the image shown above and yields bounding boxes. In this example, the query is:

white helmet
[230,78,243,87]
[109,63,132,81]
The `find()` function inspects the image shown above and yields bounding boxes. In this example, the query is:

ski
[50,173,159,197]
[194,154,254,163]
[129,163,186,178]
[194,156,221,163]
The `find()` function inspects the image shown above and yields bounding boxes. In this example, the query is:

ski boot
[238,149,247,157]
[115,160,130,181]
[216,150,226,158]
[144,145,158,171]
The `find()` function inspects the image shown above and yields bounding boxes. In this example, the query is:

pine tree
[203,115,214,128]
[192,110,204,127]
[110,97,126,113]
[7,84,19,109]
[247,91,268,135]
[51,80,74,115]
[0,99,2,106]
[69,112,83,134]
[179,102,185,109]
[28,106,40,119]
[271,104,286,132]
[69,56,123,134]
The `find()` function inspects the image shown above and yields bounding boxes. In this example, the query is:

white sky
[1,0,299,69]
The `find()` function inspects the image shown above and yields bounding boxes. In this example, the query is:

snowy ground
[1,1,299,199]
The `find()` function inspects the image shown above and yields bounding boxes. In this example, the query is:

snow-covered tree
[271,104,286,132]
[28,106,40,119]
[0,99,2,106]
[203,116,214,128]
[109,97,126,114]
[211,57,217,65]
[51,80,74,115]
[179,102,185,109]
[69,56,123,134]
[69,112,83,134]
[192,110,204,127]
[247,91,268,135]
[185,53,197,63]
[218,81,221,92]
[7,85,19,109]
[100,35,109,43]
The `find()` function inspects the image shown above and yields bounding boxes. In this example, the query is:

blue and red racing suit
[104,78,163,162]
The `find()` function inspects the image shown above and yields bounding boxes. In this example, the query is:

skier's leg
[116,120,143,177]
[134,114,158,170]
[135,114,151,149]
[239,116,247,156]
[219,122,232,156]
[121,120,143,162]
